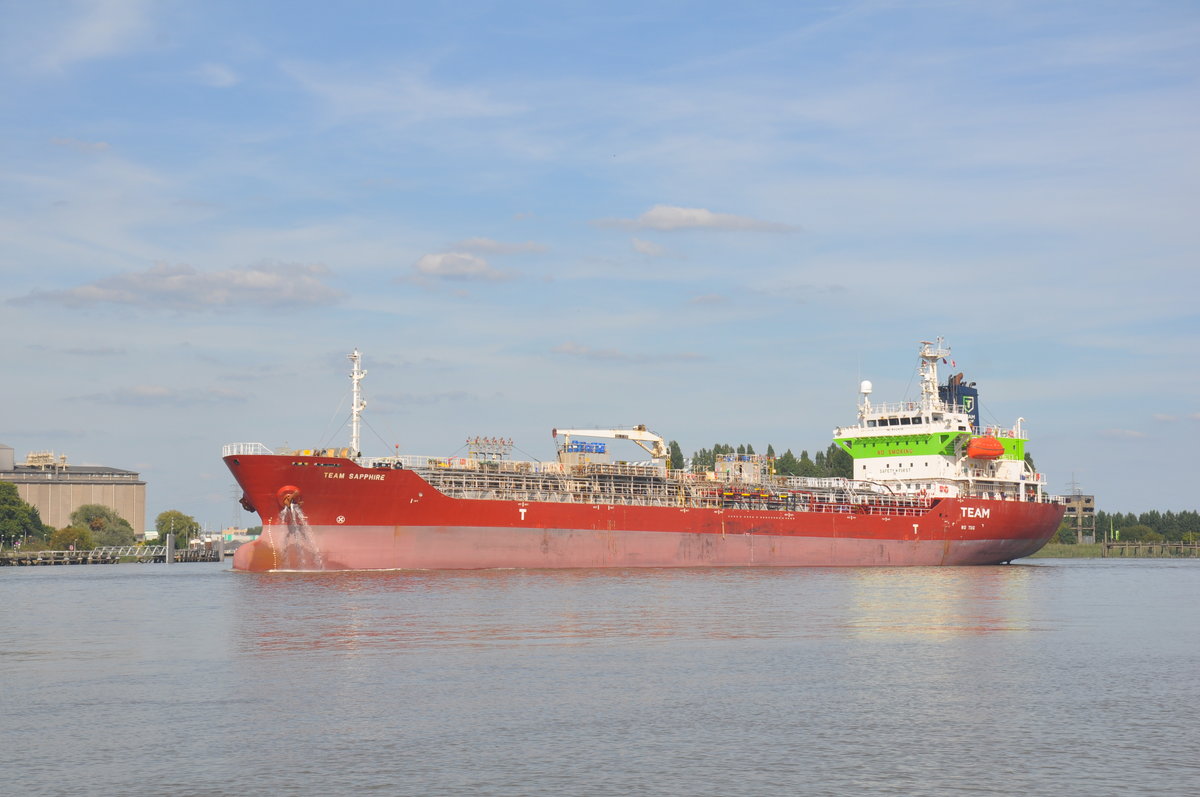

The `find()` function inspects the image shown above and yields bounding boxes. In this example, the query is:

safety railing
[222,442,274,457]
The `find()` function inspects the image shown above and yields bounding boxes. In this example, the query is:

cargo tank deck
[350,455,940,517]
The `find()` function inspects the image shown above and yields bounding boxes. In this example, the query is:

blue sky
[2,0,1197,528]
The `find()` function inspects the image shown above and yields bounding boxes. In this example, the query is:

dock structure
[0,546,221,566]
[1101,541,1200,558]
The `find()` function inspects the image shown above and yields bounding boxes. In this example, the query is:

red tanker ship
[226,341,1063,571]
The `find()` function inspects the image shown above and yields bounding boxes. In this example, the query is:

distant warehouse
[0,444,146,536]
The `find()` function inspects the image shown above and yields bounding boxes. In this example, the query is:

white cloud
[452,237,547,254]
[373,391,476,407]
[50,137,110,153]
[595,205,797,232]
[1100,429,1146,439]
[64,345,125,356]
[631,237,668,257]
[12,262,341,310]
[552,341,624,361]
[282,61,519,127]
[552,341,704,364]
[751,280,847,303]
[77,385,246,406]
[35,0,155,72]
[412,252,509,281]
[194,62,240,88]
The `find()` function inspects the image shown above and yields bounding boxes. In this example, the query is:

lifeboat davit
[966,435,1005,460]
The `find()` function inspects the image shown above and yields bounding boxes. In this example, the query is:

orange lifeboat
[966,435,1005,460]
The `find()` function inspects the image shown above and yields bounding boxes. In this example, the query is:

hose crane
[552,425,668,462]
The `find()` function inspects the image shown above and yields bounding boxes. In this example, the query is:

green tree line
[1058,509,1200,544]
[0,482,50,544]
[672,441,853,479]
[1,480,202,551]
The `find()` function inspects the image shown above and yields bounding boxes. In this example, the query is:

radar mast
[348,349,367,456]
[918,337,951,409]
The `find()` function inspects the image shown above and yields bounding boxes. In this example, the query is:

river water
[3,559,1197,796]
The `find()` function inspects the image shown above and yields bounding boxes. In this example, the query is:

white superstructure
[833,339,1046,502]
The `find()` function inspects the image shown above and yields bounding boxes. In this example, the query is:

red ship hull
[226,455,1063,571]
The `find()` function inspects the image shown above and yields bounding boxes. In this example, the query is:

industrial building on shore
[0,444,146,536]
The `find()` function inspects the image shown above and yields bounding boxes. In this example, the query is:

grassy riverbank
[1029,543,1104,558]
[1031,542,1200,558]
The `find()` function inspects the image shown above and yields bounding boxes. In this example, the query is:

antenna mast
[918,337,951,409]
[348,349,367,455]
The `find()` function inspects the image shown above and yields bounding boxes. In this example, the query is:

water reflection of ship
[843,566,1037,638]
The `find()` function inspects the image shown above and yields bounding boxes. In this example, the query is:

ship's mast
[348,349,367,455]
[918,337,951,410]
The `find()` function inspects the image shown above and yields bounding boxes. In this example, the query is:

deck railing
[222,442,274,457]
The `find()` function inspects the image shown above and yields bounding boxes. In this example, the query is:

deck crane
[552,425,668,462]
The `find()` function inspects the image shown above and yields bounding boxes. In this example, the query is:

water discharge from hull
[270,504,324,570]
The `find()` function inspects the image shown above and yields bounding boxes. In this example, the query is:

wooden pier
[0,545,221,566]
[1101,541,1200,558]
